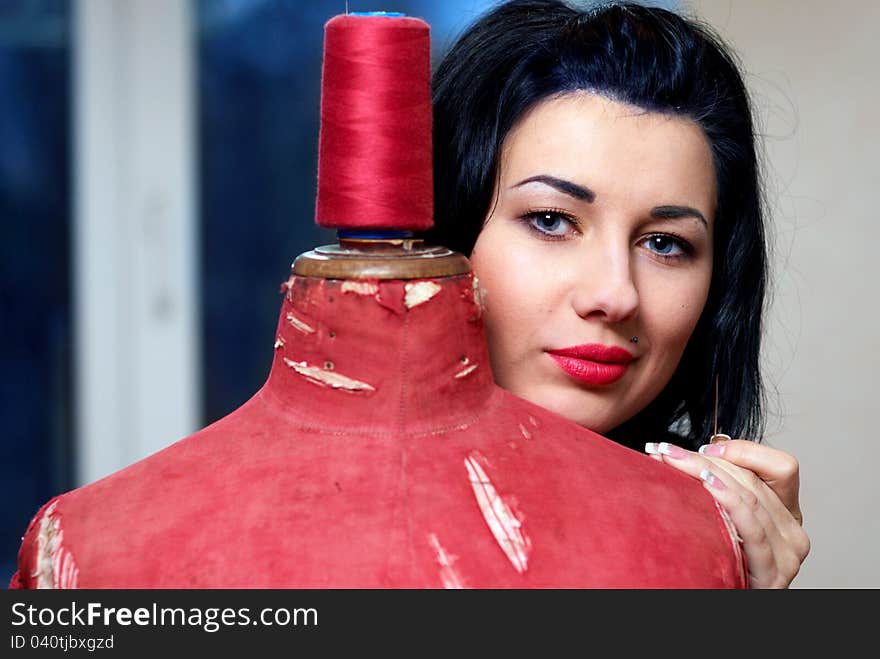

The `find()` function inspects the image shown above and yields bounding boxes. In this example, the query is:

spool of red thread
[315,12,433,232]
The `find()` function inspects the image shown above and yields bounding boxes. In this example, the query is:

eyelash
[519,208,695,262]
[521,208,580,239]
[642,231,694,262]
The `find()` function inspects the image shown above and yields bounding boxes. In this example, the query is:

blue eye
[523,210,577,238]
[642,234,692,260]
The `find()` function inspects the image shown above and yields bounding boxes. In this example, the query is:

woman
[428,0,810,587]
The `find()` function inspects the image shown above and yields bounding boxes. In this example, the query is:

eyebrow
[650,205,708,229]
[512,175,595,202]
[513,175,708,229]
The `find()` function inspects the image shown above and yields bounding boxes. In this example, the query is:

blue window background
[0,0,71,585]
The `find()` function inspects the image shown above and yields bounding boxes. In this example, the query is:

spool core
[293,238,470,280]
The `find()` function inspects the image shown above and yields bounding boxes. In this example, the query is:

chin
[514,382,625,435]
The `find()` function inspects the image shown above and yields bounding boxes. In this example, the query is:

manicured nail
[658,442,688,459]
[699,443,725,457]
[644,442,660,455]
[700,468,726,490]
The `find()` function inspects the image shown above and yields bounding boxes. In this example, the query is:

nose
[569,237,639,324]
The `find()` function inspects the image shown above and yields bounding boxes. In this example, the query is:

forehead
[499,92,717,215]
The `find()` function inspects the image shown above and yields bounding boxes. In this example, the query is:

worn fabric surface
[12,273,746,588]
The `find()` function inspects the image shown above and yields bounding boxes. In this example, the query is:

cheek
[470,245,523,343]
[639,269,711,363]
[469,237,553,369]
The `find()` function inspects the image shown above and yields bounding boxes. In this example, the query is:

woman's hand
[645,439,810,588]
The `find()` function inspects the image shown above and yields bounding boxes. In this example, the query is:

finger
[698,440,799,487]
[645,442,801,541]
[645,443,795,528]
[644,441,712,480]
[704,457,805,541]
[697,467,789,588]
[688,453,809,570]
[699,440,802,524]
[644,442,809,585]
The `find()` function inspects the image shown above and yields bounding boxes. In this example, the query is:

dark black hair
[428,0,769,451]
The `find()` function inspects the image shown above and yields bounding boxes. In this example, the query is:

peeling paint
[32,501,79,589]
[518,423,532,440]
[471,275,485,318]
[280,275,296,300]
[404,281,441,309]
[286,312,315,335]
[464,451,531,574]
[274,337,285,350]
[428,533,465,589]
[341,281,379,296]
[453,363,478,379]
[283,358,375,392]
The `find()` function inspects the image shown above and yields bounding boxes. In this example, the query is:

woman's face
[469,93,716,434]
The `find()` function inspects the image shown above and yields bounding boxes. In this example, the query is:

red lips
[547,343,634,386]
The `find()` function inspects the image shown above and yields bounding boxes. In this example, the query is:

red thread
[315,15,433,231]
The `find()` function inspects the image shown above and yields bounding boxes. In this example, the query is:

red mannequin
[12,270,745,588]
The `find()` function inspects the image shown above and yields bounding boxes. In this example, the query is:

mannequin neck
[261,272,499,435]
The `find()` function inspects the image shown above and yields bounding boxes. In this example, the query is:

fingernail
[699,443,725,457]
[709,433,731,444]
[658,442,688,459]
[644,442,660,455]
[700,468,726,490]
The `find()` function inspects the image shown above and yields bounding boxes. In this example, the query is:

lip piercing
[629,336,639,344]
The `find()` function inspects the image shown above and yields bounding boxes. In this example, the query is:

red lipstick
[547,343,634,386]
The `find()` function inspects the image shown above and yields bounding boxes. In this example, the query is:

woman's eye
[641,234,692,260]
[524,211,576,238]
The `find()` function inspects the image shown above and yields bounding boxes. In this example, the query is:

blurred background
[1,0,876,587]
